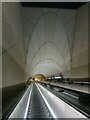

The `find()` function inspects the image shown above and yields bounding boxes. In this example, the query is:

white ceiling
[23,7,76,77]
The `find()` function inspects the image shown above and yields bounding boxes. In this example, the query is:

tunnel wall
[71,4,88,79]
[2,3,28,87]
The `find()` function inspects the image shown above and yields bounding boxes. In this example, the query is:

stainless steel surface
[27,83,52,118]
[40,81,89,93]
[9,82,88,118]
[9,85,32,118]
[37,83,87,118]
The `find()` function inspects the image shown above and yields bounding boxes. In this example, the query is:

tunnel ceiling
[22,3,86,77]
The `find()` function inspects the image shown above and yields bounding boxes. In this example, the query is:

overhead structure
[23,2,88,79]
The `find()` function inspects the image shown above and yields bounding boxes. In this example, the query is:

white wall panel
[23,7,43,24]
[2,3,26,87]
[2,3,23,29]
[2,22,23,51]
[23,17,34,38]
[2,52,26,87]
[57,9,76,25]
[8,42,25,68]
[71,4,88,78]
[65,18,75,37]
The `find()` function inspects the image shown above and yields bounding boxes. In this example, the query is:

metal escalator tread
[27,83,52,118]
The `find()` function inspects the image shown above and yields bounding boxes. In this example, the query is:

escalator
[8,82,88,119]
[27,83,52,118]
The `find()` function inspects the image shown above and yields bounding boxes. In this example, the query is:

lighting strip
[24,84,33,118]
[36,83,57,118]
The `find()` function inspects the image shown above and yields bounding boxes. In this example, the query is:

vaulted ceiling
[22,2,87,77]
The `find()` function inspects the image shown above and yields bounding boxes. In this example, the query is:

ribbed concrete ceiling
[27,13,69,76]
[22,5,78,77]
